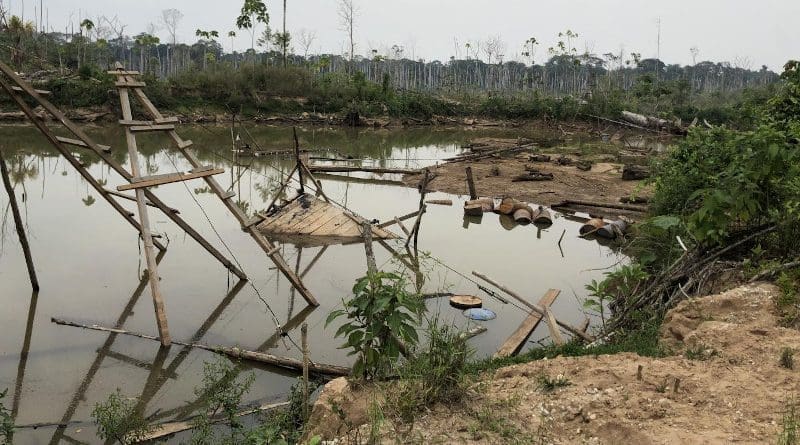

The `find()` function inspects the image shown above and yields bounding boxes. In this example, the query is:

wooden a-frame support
[108,64,318,308]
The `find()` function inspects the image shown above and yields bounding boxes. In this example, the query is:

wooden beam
[116,75,171,346]
[55,136,111,154]
[130,124,175,132]
[377,209,421,228]
[307,165,420,175]
[115,81,146,88]
[103,189,179,213]
[0,150,39,291]
[51,317,350,375]
[117,168,224,191]
[494,289,560,358]
[106,70,140,75]
[118,119,152,126]
[472,271,595,342]
[544,307,566,346]
[10,85,50,95]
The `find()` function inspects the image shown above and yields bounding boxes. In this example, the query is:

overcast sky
[6,0,799,70]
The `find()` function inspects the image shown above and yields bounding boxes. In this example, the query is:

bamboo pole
[301,322,310,421]
[50,317,350,376]
[0,149,39,291]
[471,271,594,342]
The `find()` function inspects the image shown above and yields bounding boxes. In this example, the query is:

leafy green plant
[777,271,800,327]
[190,359,255,444]
[584,263,649,328]
[327,271,425,379]
[684,343,718,361]
[1,389,14,444]
[91,389,151,444]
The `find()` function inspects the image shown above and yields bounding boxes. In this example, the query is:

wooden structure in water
[258,194,396,246]
[0,60,320,346]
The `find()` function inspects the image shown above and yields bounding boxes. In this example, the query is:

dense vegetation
[0,2,780,125]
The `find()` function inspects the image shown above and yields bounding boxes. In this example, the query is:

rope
[163,151,302,351]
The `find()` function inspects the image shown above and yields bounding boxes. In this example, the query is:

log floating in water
[497,197,517,215]
[50,317,350,376]
[596,219,629,239]
[580,218,606,235]
[459,325,488,340]
[494,289,560,358]
[425,199,453,206]
[553,199,647,212]
[307,165,420,175]
[533,206,553,225]
[513,205,534,224]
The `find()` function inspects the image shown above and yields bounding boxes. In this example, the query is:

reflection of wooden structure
[258,194,396,245]
[0,60,322,346]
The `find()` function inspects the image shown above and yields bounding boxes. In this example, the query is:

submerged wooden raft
[257,194,397,245]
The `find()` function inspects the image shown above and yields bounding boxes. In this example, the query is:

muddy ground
[307,283,798,444]
[403,136,655,221]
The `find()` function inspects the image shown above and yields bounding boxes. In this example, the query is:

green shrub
[780,400,800,445]
[91,389,151,444]
[190,360,255,444]
[327,271,425,379]
[1,389,13,444]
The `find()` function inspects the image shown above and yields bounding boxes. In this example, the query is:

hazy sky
[6,0,799,70]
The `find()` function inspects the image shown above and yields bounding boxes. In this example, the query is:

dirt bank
[306,283,798,444]
[404,137,653,216]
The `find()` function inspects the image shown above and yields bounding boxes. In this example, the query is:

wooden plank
[177,139,193,149]
[130,124,175,132]
[242,215,266,229]
[377,209,421,228]
[118,119,152,126]
[471,271,595,342]
[115,81,146,88]
[258,200,307,231]
[544,307,566,346]
[117,168,224,191]
[310,212,353,236]
[104,188,179,213]
[494,289,560,358]
[54,136,111,154]
[297,207,343,235]
[155,117,180,124]
[107,70,140,75]
[220,190,236,200]
[283,200,331,232]
[578,317,591,333]
[274,204,339,234]
[189,165,216,173]
[11,85,50,95]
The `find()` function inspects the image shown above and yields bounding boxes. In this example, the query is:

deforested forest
[0,1,798,443]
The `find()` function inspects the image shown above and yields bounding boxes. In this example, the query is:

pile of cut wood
[464,197,553,226]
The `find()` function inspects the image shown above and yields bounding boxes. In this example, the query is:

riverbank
[306,282,797,444]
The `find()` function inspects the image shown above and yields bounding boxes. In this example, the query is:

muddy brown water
[0,124,626,443]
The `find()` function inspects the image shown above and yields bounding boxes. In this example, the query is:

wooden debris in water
[471,271,594,342]
[258,194,396,243]
[426,199,453,206]
[449,295,483,309]
[50,317,350,376]
[494,289,560,358]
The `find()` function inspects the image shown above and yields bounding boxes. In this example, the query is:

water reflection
[0,124,626,443]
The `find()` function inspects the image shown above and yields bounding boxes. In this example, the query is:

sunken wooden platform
[257,194,397,246]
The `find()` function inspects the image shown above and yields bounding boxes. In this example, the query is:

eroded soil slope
[308,283,799,444]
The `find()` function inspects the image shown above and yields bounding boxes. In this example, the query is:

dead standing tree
[338,0,358,73]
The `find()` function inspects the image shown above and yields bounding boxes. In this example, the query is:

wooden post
[116,75,171,347]
[466,166,477,200]
[406,169,430,250]
[544,307,565,346]
[637,364,643,381]
[294,127,304,195]
[362,221,377,274]
[301,322,310,421]
[0,149,39,291]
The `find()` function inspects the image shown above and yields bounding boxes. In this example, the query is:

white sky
[6,0,799,70]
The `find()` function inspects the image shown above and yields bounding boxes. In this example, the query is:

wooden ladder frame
[108,64,318,309]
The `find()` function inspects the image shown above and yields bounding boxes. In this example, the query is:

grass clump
[777,270,800,327]
[684,343,718,361]
[780,400,800,445]
[536,373,571,393]
[1,389,14,444]
[782,348,796,370]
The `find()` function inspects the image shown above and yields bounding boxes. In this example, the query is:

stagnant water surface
[0,124,624,443]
